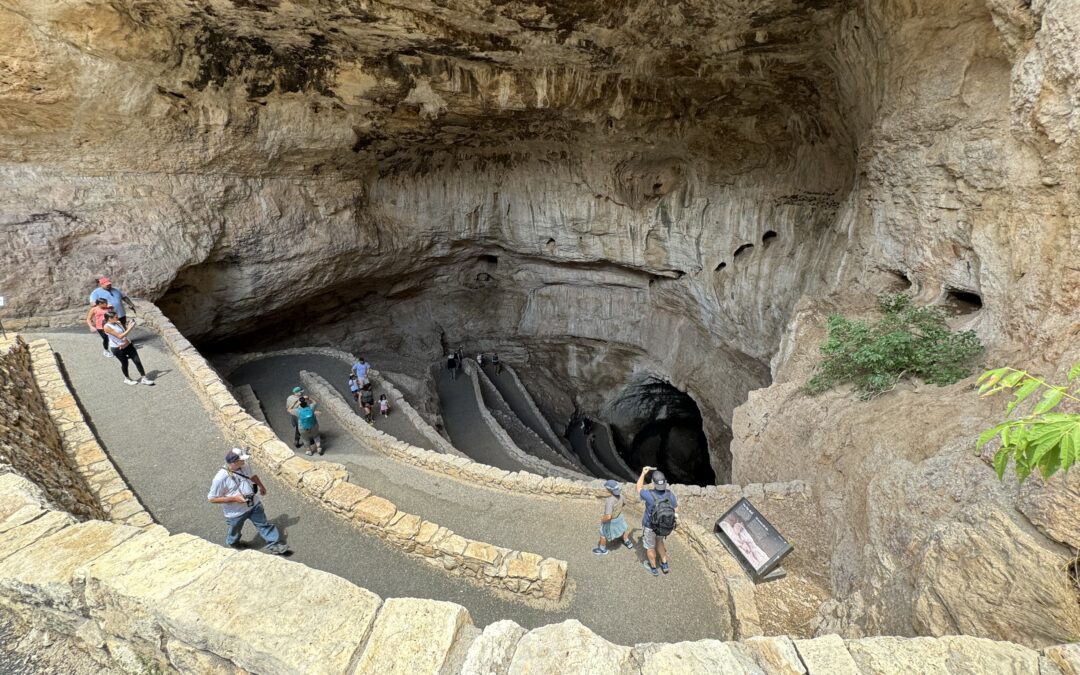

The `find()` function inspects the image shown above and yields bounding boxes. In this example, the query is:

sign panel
[715,498,793,582]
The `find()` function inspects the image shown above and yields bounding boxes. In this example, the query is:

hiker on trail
[89,277,135,327]
[285,386,308,448]
[296,397,322,456]
[352,357,370,385]
[637,466,678,576]
[207,449,288,555]
[447,352,458,380]
[360,383,376,424]
[348,372,361,403]
[379,393,390,418]
[491,352,502,375]
[593,479,632,555]
[476,352,483,367]
[581,414,593,435]
[102,310,154,386]
[85,297,114,358]
[456,346,464,364]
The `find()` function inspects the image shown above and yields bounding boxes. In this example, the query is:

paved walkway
[567,423,622,481]
[592,424,637,481]
[33,331,728,645]
[433,364,528,472]
[227,352,729,644]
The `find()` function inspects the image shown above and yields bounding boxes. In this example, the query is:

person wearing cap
[285,386,308,448]
[637,466,678,576]
[207,450,288,555]
[593,479,633,555]
[89,277,136,327]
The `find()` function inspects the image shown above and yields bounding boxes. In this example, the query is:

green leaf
[977,422,1012,448]
[1006,379,1042,415]
[1000,370,1026,388]
[992,448,1011,479]
[1068,361,1080,382]
[1060,426,1078,472]
[1033,388,1066,415]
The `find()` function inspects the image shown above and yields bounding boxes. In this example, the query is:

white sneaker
[123,378,139,386]
[139,377,155,386]
[103,350,113,358]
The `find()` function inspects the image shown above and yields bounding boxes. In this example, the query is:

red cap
[98,276,111,285]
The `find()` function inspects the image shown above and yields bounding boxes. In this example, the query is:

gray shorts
[299,426,321,447]
[642,527,665,550]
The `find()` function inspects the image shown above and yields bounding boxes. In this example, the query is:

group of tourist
[594,466,679,576]
[446,348,502,379]
[84,276,154,386]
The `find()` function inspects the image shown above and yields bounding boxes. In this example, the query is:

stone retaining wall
[0,470,1076,675]
[0,336,104,521]
[462,359,589,480]
[501,362,582,466]
[137,306,568,604]
[26,339,153,530]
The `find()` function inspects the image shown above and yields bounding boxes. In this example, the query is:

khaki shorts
[642,527,666,550]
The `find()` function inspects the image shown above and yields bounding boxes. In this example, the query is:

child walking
[348,372,361,404]
[379,394,390,418]
[594,479,633,555]
[360,383,375,424]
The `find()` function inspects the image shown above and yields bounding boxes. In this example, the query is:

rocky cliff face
[2,0,1079,646]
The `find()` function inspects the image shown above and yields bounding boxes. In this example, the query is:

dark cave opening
[607,377,717,486]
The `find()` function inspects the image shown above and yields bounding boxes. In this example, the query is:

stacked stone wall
[137,306,568,604]
[0,336,103,520]
[0,470,1076,675]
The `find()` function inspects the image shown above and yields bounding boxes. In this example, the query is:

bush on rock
[807,293,984,399]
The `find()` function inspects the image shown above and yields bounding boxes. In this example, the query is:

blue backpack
[297,406,317,430]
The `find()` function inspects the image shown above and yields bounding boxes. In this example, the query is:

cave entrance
[606,377,716,486]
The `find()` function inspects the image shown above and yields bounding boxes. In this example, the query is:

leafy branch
[976,361,1080,481]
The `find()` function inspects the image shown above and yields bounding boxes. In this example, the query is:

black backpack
[648,490,677,536]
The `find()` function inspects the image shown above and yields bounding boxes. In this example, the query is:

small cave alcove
[943,288,983,315]
[606,377,717,486]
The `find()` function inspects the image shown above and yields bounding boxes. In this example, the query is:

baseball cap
[651,471,668,491]
[98,276,111,285]
[603,479,621,496]
[292,386,304,394]
[224,449,250,464]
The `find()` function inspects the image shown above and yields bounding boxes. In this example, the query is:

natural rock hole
[944,288,983,314]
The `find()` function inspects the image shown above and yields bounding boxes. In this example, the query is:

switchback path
[227,352,729,644]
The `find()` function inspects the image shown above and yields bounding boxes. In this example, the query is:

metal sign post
[714,497,794,584]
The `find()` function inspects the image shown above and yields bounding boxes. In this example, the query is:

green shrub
[977,362,1080,481]
[807,293,984,399]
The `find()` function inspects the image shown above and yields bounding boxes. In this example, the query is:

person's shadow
[143,368,172,381]
[247,513,300,555]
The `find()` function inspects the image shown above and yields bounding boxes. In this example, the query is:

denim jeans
[225,503,280,548]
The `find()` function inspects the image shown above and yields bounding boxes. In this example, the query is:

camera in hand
[244,491,257,507]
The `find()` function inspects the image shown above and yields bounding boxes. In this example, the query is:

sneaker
[592,547,609,556]
[643,561,659,576]
[265,542,289,555]
[103,350,113,358]
[139,377,155,386]
[659,562,670,574]
[123,378,139,386]
[318,447,325,456]
[305,450,313,456]
[294,441,302,448]
[623,539,634,549]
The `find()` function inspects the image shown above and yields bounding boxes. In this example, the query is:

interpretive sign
[715,498,793,583]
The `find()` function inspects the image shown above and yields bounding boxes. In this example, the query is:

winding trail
[32,331,728,645]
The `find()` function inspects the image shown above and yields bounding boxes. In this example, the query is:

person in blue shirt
[637,466,678,576]
[88,277,135,327]
[352,357,370,384]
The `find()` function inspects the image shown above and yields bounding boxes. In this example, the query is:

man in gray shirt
[207,449,289,555]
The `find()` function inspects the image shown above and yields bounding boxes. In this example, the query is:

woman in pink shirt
[85,297,113,358]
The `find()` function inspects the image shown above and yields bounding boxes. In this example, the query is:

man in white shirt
[207,449,289,554]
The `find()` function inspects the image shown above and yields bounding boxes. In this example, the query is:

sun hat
[292,386,304,394]
[225,449,250,464]
[98,276,111,285]
[603,479,621,496]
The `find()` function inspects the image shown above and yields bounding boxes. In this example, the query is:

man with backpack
[637,466,678,576]
[296,397,322,456]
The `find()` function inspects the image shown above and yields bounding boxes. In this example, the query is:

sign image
[715,498,793,582]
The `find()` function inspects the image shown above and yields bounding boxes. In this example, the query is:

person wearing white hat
[207,449,288,554]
